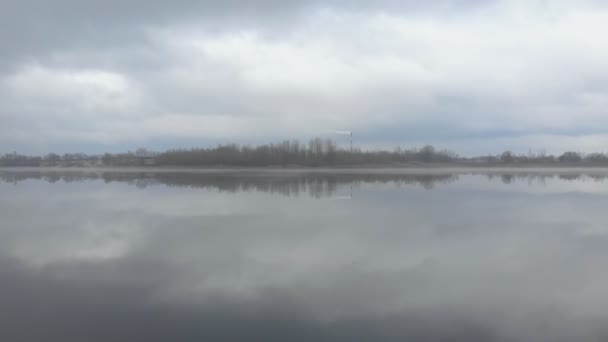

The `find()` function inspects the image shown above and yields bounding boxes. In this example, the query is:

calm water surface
[2,169,608,341]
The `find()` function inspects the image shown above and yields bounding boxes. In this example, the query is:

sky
[2,0,608,155]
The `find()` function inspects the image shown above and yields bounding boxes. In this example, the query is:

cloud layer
[2,0,608,154]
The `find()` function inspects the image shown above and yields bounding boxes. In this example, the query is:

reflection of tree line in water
[3,171,608,195]
[0,171,459,197]
[484,173,608,184]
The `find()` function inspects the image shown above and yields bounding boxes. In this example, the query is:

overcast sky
[2,0,608,155]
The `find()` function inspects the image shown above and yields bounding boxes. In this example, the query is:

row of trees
[154,139,458,166]
[474,150,606,164]
[1,139,608,167]
[0,152,98,167]
[0,153,41,166]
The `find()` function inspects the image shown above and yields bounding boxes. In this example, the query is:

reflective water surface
[2,169,608,341]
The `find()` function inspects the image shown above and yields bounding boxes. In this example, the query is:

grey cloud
[3,0,608,153]
[1,0,496,64]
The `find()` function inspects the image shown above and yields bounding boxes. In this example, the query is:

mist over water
[3,170,608,341]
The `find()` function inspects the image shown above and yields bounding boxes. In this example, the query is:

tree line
[0,138,607,167]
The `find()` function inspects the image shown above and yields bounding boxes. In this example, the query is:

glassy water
[2,169,608,341]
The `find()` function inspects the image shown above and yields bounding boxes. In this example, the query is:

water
[2,169,608,341]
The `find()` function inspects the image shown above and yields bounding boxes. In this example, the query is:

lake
[2,169,608,341]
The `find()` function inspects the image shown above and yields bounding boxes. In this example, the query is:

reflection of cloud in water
[2,170,608,340]
[9,220,137,266]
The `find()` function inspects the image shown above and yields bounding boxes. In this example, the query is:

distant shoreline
[2,139,601,169]
[5,165,608,175]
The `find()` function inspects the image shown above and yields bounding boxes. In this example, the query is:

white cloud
[5,65,142,117]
